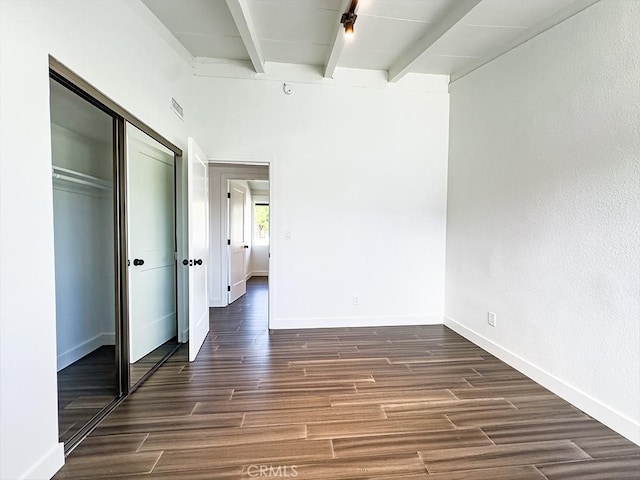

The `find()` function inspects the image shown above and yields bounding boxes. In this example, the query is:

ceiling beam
[324,0,359,79]
[225,0,266,74]
[387,0,482,83]
[450,0,601,83]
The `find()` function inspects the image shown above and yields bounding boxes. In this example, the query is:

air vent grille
[170,97,184,121]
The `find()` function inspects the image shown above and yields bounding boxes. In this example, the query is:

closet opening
[50,76,122,450]
[49,58,184,453]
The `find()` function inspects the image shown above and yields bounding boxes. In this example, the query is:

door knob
[195,259,203,266]
[182,259,189,266]
[133,258,144,266]
[243,245,249,249]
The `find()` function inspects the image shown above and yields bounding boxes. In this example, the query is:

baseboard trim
[19,442,64,480]
[444,316,640,446]
[57,333,115,371]
[271,314,443,330]
[209,293,226,308]
[246,272,268,281]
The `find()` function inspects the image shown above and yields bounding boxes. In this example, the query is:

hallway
[54,277,640,479]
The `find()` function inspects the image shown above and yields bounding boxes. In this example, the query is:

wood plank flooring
[57,345,118,444]
[130,337,180,386]
[54,277,640,479]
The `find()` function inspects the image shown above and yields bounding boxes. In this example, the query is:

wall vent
[170,97,184,121]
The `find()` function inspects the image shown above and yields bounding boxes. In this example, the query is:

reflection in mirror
[126,124,179,387]
[50,78,119,444]
[129,339,179,385]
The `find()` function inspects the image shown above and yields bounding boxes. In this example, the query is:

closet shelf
[52,166,113,191]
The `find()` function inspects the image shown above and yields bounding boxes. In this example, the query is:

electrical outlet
[352,295,360,305]
[488,311,497,327]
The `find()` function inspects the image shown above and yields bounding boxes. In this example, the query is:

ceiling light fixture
[341,0,358,38]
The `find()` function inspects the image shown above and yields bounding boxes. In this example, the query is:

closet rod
[52,166,112,191]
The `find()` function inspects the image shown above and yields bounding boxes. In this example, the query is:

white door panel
[228,182,246,304]
[127,127,177,364]
[187,138,210,362]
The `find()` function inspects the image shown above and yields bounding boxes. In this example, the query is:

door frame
[208,159,273,330]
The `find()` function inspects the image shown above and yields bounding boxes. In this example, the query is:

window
[254,203,269,245]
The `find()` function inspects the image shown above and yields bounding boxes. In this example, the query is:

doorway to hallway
[207,164,270,328]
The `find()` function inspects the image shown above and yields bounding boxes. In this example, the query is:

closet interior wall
[52,120,116,371]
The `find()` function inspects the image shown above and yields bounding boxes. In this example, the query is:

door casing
[207,160,273,330]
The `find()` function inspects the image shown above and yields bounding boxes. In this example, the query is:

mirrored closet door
[50,78,121,446]
[50,66,183,453]
[126,124,179,387]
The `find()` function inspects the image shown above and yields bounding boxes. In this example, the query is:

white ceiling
[140,0,598,82]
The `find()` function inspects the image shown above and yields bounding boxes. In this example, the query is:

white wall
[52,124,116,371]
[445,0,640,444]
[53,183,116,370]
[0,1,192,478]
[51,124,113,179]
[194,73,450,329]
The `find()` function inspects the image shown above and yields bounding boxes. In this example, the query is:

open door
[187,138,209,361]
[228,181,247,303]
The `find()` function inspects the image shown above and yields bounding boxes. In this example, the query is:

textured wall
[194,75,450,329]
[446,0,640,442]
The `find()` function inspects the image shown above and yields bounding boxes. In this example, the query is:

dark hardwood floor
[130,337,180,387]
[57,345,118,444]
[54,276,640,479]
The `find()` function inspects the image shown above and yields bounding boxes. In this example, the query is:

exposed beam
[387,0,482,83]
[450,0,601,83]
[324,0,358,78]
[225,0,266,74]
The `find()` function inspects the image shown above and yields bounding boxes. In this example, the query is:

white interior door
[126,125,177,363]
[187,138,209,362]
[228,182,247,303]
